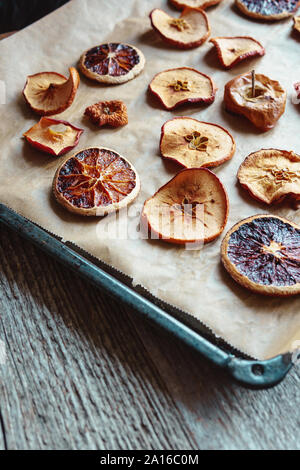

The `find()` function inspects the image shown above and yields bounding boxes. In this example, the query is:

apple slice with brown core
[210,36,265,69]
[170,0,223,10]
[149,7,210,49]
[149,67,216,110]
[160,117,235,169]
[23,67,80,116]
[23,117,84,157]
[141,168,229,245]
[224,71,286,132]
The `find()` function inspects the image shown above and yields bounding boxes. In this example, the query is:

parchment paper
[0,0,300,359]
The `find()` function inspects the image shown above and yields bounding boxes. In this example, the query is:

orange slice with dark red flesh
[160,117,235,169]
[141,168,229,245]
[210,36,265,69]
[221,214,300,296]
[23,67,80,116]
[237,149,300,205]
[235,0,300,21]
[224,71,286,132]
[23,118,84,157]
[84,100,128,127]
[170,0,223,10]
[53,147,140,216]
[149,67,216,110]
[79,43,145,85]
[149,7,210,49]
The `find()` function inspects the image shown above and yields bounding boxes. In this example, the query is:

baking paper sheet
[0,0,300,359]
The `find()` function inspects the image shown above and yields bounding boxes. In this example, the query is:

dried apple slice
[79,43,145,84]
[53,147,140,216]
[84,100,128,127]
[149,7,210,49]
[221,214,300,296]
[160,117,235,169]
[224,71,286,131]
[149,67,216,110]
[237,149,300,205]
[23,67,80,116]
[210,36,265,69]
[23,118,84,157]
[235,0,300,20]
[294,16,300,33]
[170,0,223,10]
[141,168,229,245]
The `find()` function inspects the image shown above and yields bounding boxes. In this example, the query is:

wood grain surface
[0,225,299,450]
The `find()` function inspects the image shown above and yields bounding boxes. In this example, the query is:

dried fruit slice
[294,82,300,101]
[160,117,235,169]
[84,100,128,127]
[221,214,300,296]
[79,43,145,84]
[210,36,265,69]
[23,67,80,116]
[53,147,140,216]
[224,71,286,131]
[170,0,223,10]
[294,16,300,33]
[235,0,300,20]
[149,7,210,49]
[142,168,228,244]
[23,118,84,157]
[238,149,300,205]
[149,67,216,110]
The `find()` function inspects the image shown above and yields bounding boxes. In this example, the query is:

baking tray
[0,203,294,388]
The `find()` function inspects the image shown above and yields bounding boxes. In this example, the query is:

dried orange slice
[224,71,286,132]
[142,168,229,245]
[160,117,235,169]
[149,7,210,49]
[84,100,128,127]
[221,214,300,296]
[235,0,300,20]
[237,149,300,205]
[170,0,223,10]
[210,36,265,69]
[23,118,83,157]
[149,67,216,110]
[79,43,145,84]
[53,147,140,216]
[294,16,300,33]
[23,67,80,116]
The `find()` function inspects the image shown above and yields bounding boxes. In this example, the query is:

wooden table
[0,225,299,450]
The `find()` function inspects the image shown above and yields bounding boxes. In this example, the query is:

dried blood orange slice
[294,16,300,33]
[84,100,128,127]
[238,149,300,205]
[149,7,210,49]
[170,0,223,10]
[224,71,286,131]
[79,43,145,84]
[235,0,300,20]
[160,117,235,169]
[142,168,229,245]
[53,148,140,216]
[149,67,216,110]
[23,67,80,116]
[210,36,265,69]
[23,118,83,157]
[221,214,300,296]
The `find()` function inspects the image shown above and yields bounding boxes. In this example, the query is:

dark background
[0,0,69,33]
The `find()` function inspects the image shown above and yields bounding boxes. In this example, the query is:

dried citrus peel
[23,118,83,156]
[210,36,265,69]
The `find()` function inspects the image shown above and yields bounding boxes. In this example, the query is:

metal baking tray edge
[0,203,293,388]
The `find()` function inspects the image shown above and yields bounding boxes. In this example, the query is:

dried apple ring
[235,0,300,21]
[53,147,140,216]
[150,7,210,49]
[160,117,235,169]
[142,168,229,245]
[170,0,223,10]
[210,36,265,69]
[237,149,300,205]
[221,214,300,296]
[149,67,216,110]
[23,67,80,116]
[23,118,83,157]
[79,43,145,84]
[294,16,300,33]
